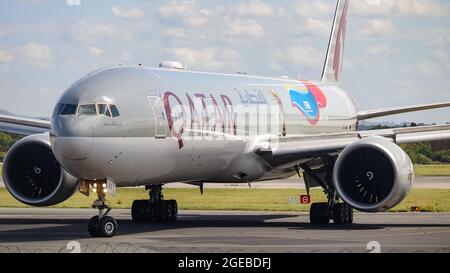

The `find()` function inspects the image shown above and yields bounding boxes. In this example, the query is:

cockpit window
[109,105,120,117]
[60,104,77,115]
[53,103,64,117]
[54,103,119,117]
[77,104,97,115]
[97,104,111,117]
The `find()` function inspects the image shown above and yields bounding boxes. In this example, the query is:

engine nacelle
[333,137,414,212]
[2,133,79,206]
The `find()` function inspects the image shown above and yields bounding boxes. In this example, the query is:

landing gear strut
[300,160,353,225]
[87,181,118,237]
[131,184,178,222]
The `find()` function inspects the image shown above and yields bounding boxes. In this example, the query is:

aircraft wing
[356,102,450,120]
[0,114,50,135]
[255,124,450,168]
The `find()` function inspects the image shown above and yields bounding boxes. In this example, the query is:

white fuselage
[50,66,358,187]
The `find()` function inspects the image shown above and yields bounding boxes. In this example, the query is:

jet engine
[2,133,79,206]
[333,137,414,212]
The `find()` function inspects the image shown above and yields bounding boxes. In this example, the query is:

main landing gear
[131,185,178,222]
[87,181,118,237]
[299,161,353,225]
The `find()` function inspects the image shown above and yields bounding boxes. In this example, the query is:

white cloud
[20,42,53,67]
[235,0,274,17]
[88,47,103,56]
[166,47,240,71]
[111,6,145,20]
[358,19,397,36]
[286,46,321,67]
[164,28,186,39]
[227,20,265,38]
[416,61,438,76]
[0,46,14,63]
[272,45,321,70]
[120,49,132,63]
[305,18,330,36]
[352,0,448,17]
[369,44,393,56]
[294,1,333,18]
[69,20,133,42]
[159,1,210,27]
[430,35,450,48]
[396,32,449,80]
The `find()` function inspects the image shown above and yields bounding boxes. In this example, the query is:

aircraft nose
[52,135,93,160]
[51,117,94,160]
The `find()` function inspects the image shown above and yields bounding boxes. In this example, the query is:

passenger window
[61,104,77,115]
[109,105,120,117]
[78,104,97,115]
[97,104,111,117]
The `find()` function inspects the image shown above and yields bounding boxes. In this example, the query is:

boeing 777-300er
[0,0,449,237]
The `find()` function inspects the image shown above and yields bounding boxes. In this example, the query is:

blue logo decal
[289,89,319,122]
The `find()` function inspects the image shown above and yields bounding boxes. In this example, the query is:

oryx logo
[288,81,327,126]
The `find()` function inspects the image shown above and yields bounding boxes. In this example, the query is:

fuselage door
[147,95,167,138]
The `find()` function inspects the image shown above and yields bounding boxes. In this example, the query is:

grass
[1,188,450,212]
[414,165,450,176]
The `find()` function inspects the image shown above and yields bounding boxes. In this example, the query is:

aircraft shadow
[0,213,448,243]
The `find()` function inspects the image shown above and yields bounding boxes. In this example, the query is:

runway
[0,208,449,253]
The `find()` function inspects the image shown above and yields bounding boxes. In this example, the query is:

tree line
[368,123,450,165]
[0,132,22,161]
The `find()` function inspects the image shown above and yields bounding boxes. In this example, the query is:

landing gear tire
[98,216,118,237]
[88,216,100,237]
[88,215,118,237]
[162,200,178,222]
[333,203,353,225]
[310,203,330,224]
[132,200,150,222]
[310,202,353,225]
[132,199,178,222]
[131,185,178,223]
[168,200,178,222]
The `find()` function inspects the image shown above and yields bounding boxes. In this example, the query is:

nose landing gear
[87,181,118,237]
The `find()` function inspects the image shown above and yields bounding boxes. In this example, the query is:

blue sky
[0,0,449,123]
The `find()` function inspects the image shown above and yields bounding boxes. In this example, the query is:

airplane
[0,0,449,237]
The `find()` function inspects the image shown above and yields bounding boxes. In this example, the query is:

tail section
[321,0,349,84]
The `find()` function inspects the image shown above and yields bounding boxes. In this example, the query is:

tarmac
[0,208,449,253]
